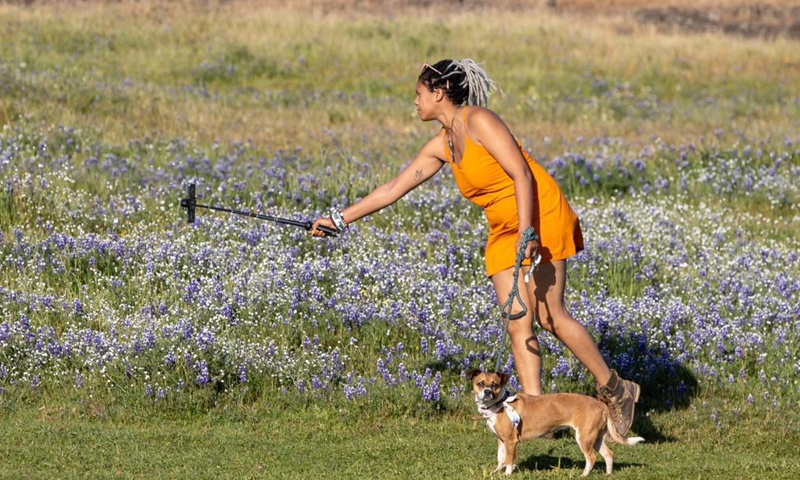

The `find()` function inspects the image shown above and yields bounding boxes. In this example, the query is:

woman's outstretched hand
[309,217,337,237]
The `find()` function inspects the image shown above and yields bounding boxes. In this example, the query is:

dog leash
[494,226,540,372]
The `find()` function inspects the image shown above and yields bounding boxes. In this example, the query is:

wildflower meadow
[0,1,798,479]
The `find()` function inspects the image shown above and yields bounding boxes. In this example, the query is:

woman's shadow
[531,262,698,443]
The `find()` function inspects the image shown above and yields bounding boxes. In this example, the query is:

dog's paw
[491,464,517,475]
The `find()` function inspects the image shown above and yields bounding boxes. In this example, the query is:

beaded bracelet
[330,210,347,232]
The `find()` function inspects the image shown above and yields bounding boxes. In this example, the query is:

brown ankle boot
[597,369,641,435]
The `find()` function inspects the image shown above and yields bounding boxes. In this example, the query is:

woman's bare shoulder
[464,106,509,139]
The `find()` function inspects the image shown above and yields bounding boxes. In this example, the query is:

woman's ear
[434,88,446,102]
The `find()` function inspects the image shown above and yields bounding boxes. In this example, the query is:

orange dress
[443,119,584,277]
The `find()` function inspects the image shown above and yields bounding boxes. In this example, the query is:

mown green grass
[2,391,799,480]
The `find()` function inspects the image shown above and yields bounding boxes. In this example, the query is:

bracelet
[330,210,347,232]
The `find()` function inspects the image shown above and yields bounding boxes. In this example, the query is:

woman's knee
[534,303,570,334]
[505,315,535,338]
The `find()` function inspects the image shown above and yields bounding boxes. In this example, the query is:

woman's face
[414,82,439,121]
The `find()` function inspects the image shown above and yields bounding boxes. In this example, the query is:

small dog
[467,369,644,476]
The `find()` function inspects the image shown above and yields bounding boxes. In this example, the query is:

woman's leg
[491,267,543,395]
[525,260,611,385]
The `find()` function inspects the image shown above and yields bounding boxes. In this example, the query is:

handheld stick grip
[305,222,340,237]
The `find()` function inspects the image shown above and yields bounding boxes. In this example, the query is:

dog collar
[477,389,521,429]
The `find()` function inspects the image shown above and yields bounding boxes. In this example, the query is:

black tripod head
[180,183,197,223]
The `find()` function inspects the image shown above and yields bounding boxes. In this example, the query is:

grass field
[2,400,799,479]
[0,1,798,478]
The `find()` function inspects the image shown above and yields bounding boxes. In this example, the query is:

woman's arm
[310,135,446,235]
[467,108,539,258]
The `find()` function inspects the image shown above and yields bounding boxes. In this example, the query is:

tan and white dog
[467,369,644,476]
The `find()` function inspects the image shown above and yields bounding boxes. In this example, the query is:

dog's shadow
[518,450,644,475]
[517,434,644,474]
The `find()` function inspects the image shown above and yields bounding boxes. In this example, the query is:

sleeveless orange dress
[443,115,584,277]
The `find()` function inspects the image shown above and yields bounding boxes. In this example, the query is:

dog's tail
[604,407,645,446]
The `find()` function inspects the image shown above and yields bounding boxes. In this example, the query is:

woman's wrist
[519,226,539,241]
[330,210,348,231]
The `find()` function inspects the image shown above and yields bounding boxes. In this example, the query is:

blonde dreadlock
[418,58,501,107]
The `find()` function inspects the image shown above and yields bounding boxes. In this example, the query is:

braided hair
[418,58,501,107]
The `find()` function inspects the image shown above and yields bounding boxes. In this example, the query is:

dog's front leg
[493,439,506,473]
[503,439,519,475]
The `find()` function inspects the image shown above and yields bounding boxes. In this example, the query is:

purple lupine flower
[184,280,201,302]
[179,319,194,340]
[343,378,368,400]
[162,350,177,369]
[376,358,392,385]
[396,363,409,383]
[711,410,720,428]
[434,339,447,360]
[196,328,216,351]
[194,360,210,386]
[421,379,441,402]
[221,303,235,322]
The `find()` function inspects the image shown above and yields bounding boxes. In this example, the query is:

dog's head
[466,369,509,405]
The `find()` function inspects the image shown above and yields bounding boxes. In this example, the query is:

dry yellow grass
[7,0,799,16]
[1,0,797,150]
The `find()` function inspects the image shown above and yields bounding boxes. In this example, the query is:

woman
[311,59,640,435]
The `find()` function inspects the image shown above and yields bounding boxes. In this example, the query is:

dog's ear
[499,372,510,386]
[466,369,481,381]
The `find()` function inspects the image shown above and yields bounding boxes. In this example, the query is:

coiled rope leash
[494,226,541,372]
